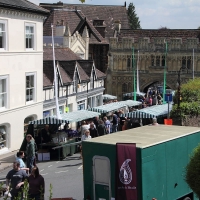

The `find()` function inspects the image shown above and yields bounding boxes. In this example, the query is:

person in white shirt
[81,130,92,141]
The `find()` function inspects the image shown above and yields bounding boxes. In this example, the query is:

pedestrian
[81,121,90,136]
[16,151,29,173]
[26,134,35,172]
[81,130,92,141]
[112,113,118,133]
[89,123,98,138]
[150,118,159,126]
[6,161,28,200]
[28,166,45,200]
[97,120,106,136]
[103,116,111,134]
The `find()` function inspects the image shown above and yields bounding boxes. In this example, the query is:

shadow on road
[57,162,82,168]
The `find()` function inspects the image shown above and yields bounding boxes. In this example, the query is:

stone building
[107,28,200,100]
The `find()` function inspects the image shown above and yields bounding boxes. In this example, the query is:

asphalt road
[0,153,84,200]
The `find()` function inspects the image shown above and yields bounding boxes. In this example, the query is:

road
[0,153,84,200]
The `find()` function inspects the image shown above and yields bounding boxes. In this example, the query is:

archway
[142,81,172,94]
[24,115,37,136]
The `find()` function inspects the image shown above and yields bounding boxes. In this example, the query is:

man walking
[26,134,35,172]
[6,161,28,200]
[112,113,118,133]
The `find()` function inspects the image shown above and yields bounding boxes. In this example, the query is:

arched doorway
[143,81,171,94]
[24,115,37,136]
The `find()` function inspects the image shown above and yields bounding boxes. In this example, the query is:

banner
[115,143,137,200]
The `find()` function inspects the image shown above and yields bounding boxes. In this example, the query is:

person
[39,125,51,143]
[103,116,111,134]
[81,130,92,141]
[28,166,45,200]
[81,121,90,136]
[119,110,126,131]
[26,134,35,172]
[89,123,98,138]
[16,151,29,173]
[150,118,159,126]
[97,120,106,136]
[112,113,118,133]
[6,161,28,200]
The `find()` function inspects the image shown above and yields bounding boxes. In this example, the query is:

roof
[40,2,130,40]
[63,4,130,39]
[103,94,117,100]
[43,61,55,87]
[29,117,69,125]
[85,125,200,148]
[43,9,108,44]
[59,61,89,83]
[0,0,49,15]
[122,104,173,118]
[56,110,101,122]
[118,29,200,43]
[43,47,82,61]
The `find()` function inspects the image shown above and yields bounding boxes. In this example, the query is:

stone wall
[172,115,200,127]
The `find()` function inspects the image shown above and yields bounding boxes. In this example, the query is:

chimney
[93,19,106,38]
[55,20,65,36]
[114,20,121,33]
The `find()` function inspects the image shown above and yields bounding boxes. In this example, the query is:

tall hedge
[185,144,200,198]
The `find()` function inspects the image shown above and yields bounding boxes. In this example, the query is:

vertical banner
[115,143,137,200]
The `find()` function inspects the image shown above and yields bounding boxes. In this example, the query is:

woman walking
[28,166,45,200]
[16,151,29,173]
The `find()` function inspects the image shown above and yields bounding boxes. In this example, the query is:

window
[0,20,7,50]
[0,125,7,150]
[0,76,8,109]
[73,71,78,93]
[90,70,95,89]
[25,23,35,50]
[26,73,36,102]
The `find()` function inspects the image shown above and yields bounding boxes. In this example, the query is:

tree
[185,143,200,199]
[127,3,141,29]
[171,78,200,118]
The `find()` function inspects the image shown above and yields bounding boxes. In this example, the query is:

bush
[185,143,200,199]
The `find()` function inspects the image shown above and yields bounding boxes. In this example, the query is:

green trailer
[82,125,200,200]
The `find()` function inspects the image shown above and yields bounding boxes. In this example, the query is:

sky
[30,0,200,29]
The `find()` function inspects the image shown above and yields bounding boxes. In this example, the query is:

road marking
[55,170,68,173]
[40,169,44,172]
[56,161,60,163]
[41,173,48,176]
[48,165,52,168]
[78,165,83,169]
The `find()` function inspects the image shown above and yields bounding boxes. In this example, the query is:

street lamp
[177,67,183,109]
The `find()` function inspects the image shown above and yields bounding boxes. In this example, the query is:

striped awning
[120,100,142,107]
[58,110,101,122]
[88,102,126,113]
[123,92,145,97]
[103,94,117,100]
[29,117,69,125]
[121,104,173,118]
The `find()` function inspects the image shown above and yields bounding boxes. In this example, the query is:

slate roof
[0,0,49,15]
[44,47,82,61]
[59,61,89,83]
[62,3,130,39]
[41,2,129,41]
[43,9,108,44]
[43,61,54,87]
[118,29,200,43]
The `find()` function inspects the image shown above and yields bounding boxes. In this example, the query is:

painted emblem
[119,159,132,185]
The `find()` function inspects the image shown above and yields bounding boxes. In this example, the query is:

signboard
[115,143,137,200]
[164,94,173,102]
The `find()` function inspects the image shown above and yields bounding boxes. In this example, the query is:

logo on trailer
[119,159,132,185]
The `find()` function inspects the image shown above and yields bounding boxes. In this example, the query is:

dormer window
[90,69,95,89]
[73,71,78,93]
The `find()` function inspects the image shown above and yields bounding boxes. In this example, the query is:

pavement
[0,150,18,172]
[0,152,84,199]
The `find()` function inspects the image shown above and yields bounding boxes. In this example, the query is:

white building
[0,0,49,154]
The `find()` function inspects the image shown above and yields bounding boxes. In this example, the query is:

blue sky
[30,0,200,29]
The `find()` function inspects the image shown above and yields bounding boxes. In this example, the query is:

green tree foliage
[185,143,200,198]
[127,3,141,29]
[171,78,200,118]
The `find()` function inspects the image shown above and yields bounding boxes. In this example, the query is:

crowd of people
[5,134,44,200]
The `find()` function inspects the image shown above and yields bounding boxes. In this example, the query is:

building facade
[107,29,200,100]
[0,1,48,154]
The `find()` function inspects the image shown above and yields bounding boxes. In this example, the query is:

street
[0,154,84,200]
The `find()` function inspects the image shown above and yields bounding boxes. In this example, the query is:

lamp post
[177,67,182,109]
